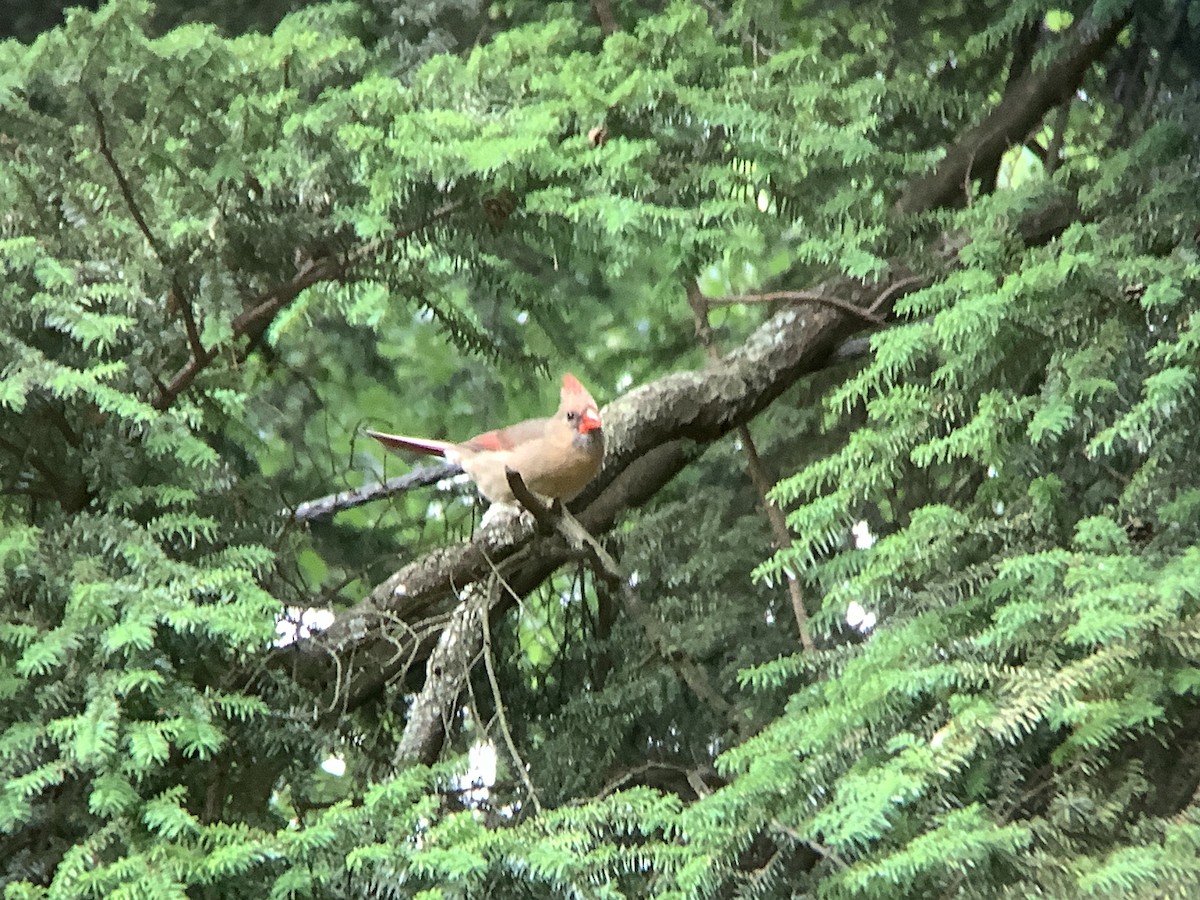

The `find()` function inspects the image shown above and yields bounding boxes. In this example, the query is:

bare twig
[87,93,163,258]
[152,200,465,411]
[481,591,543,814]
[590,762,694,801]
[867,274,928,316]
[503,467,559,531]
[768,817,849,869]
[709,289,887,326]
[687,280,815,651]
[737,427,815,651]
[154,254,342,410]
[505,467,746,734]
[171,282,207,361]
[292,461,463,522]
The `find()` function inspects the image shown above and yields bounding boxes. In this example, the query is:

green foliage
[3,0,1200,897]
[744,112,1200,900]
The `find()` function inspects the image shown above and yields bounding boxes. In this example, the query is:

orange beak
[579,407,602,434]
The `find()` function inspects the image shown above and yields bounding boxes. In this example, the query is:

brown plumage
[365,373,605,505]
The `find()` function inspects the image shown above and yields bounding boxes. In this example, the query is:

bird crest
[561,372,593,403]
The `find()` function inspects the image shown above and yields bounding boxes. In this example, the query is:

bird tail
[365,430,456,458]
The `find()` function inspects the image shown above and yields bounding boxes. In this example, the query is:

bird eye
[566,411,579,423]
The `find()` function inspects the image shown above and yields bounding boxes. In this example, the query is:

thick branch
[393,577,494,767]
[895,8,1131,216]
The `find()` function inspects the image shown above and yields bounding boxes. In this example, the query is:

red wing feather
[465,417,546,452]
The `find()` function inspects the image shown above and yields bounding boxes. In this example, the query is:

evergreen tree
[2,0,1199,896]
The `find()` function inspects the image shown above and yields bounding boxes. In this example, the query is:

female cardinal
[366,374,604,505]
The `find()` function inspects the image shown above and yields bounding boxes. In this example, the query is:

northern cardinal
[366,374,604,505]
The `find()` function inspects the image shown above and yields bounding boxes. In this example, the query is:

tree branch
[292,461,462,523]
[895,8,1131,216]
[591,0,618,36]
[153,255,342,410]
[89,95,212,372]
[480,584,543,813]
[87,93,163,259]
[276,9,1117,756]
[152,200,465,411]
[393,576,495,766]
[685,279,815,651]
[708,289,887,326]
[171,282,207,361]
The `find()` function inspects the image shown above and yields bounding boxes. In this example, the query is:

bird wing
[464,417,547,452]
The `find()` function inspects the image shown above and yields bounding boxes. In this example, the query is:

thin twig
[589,762,689,801]
[479,546,529,617]
[737,425,815,652]
[1044,99,1072,177]
[504,468,744,731]
[686,279,815,650]
[769,818,849,869]
[152,199,465,411]
[867,274,928,316]
[708,289,887,326]
[481,583,543,815]
[86,93,163,259]
[89,95,211,366]
[171,282,207,360]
